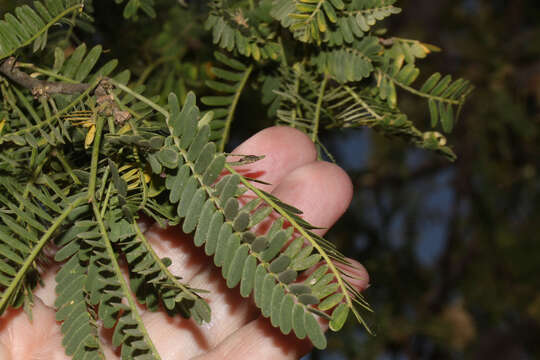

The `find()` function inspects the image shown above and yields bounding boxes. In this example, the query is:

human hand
[0,126,369,360]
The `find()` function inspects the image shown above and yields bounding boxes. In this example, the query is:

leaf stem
[278,36,288,67]
[343,86,382,120]
[0,4,84,61]
[88,116,105,202]
[16,62,80,83]
[225,164,373,333]
[54,150,81,185]
[100,183,113,218]
[132,222,198,300]
[63,7,80,43]
[91,203,162,359]
[0,78,100,140]
[218,65,253,152]
[380,69,461,105]
[108,79,168,117]
[312,74,328,143]
[0,195,86,315]
[135,56,177,87]
[305,1,325,26]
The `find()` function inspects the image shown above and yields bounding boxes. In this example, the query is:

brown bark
[0,57,90,96]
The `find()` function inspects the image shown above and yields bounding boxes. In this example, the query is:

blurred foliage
[317,0,540,359]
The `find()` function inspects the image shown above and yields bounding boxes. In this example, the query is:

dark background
[315,1,540,359]
[2,0,539,358]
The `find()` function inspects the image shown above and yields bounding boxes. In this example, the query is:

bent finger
[142,126,318,283]
[135,127,320,356]
[195,256,368,360]
[270,161,354,235]
[228,126,317,192]
[192,318,311,360]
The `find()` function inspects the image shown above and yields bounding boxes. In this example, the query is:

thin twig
[0,57,90,96]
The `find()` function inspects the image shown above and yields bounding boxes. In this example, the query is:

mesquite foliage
[0,0,472,357]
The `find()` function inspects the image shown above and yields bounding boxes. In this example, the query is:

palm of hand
[0,127,368,360]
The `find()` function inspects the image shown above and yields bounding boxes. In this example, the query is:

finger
[336,258,370,291]
[175,161,351,346]
[144,159,373,358]
[270,159,369,305]
[144,127,319,302]
[187,159,363,352]
[140,262,257,358]
[141,125,318,283]
[193,318,312,360]
[196,257,368,360]
[196,160,368,359]
[0,297,68,360]
[228,126,318,192]
[270,161,354,235]
[136,127,319,356]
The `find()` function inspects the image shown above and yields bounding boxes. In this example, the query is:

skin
[0,126,369,360]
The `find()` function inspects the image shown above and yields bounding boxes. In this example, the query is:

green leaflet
[240,255,257,297]
[158,92,375,349]
[253,264,267,307]
[270,284,286,327]
[305,311,327,349]
[0,181,86,316]
[292,303,307,339]
[319,292,345,310]
[329,302,350,331]
[87,204,162,359]
[279,294,295,334]
[278,269,298,284]
[201,52,253,151]
[323,1,402,46]
[379,56,473,134]
[0,42,119,149]
[116,0,156,19]
[214,223,233,267]
[261,273,276,317]
[118,221,205,321]
[205,1,281,62]
[227,244,249,288]
[252,236,269,253]
[183,188,207,233]
[270,254,292,273]
[55,256,104,359]
[194,200,216,247]
[224,197,239,220]
[233,211,250,232]
[204,211,224,256]
[0,1,83,61]
[273,0,400,45]
[312,37,381,83]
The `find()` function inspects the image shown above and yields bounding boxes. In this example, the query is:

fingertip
[338,258,370,291]
[194,316,312,360]
[271,161,354,232]
[229,126,317,191]
[318,161,354,211]
[232,126,317,161]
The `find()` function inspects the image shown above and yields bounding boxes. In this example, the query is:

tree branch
[0,57,90,96]
[0,57,132,125]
